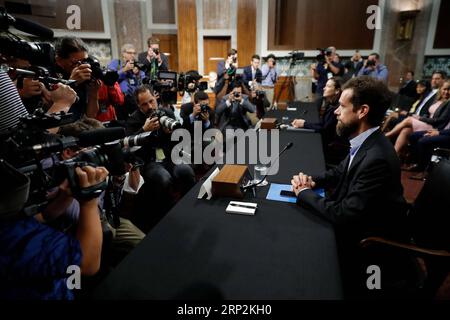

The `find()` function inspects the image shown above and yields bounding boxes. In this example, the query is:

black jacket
[125,108,175,162]
[242,65,262,87]
[398,80,417,100]
[297,129,408,242]
[137,51,169,74]
[180,102,214,134]
[419,100,450,131]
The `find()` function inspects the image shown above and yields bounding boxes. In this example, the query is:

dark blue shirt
[0,217,81,300]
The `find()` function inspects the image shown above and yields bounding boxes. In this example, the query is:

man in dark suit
[137,36,169,80]
[242,54,262,89]
[180,90,214,135]
[291,76,408,296]
[398,70,417,100]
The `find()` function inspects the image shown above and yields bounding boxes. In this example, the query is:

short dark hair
[186,70,202,81]
[266,54,276,61]
[407,70,414,76]
[251,54,260,61]
[194,91,209,104]
[432,70,447,79]
[55,37,88,59]
[342,76,392,127]
[134,85,154,104]
[147,36,160,47]
[227,49,237,57]
[369,52,380,60]
[58,116,104,137]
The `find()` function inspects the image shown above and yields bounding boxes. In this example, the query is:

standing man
[357,52,389,83]
[312,46,344,97]
[291,76,407,296]
[243,54,262,90]
[260,54,278,108]
[137,36,169,80]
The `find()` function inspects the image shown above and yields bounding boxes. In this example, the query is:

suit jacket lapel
[335,130,381,201]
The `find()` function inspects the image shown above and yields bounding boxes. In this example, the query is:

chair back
[410,159,450,250]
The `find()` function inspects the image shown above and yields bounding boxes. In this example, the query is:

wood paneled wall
[268,0,378,50]
[202,0,232,29]
[153,34,178,71]
[237,0,257,67]
[203,36,231,74]
[177,0,198,72]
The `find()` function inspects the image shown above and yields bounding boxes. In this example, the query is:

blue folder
[266,183,325,203]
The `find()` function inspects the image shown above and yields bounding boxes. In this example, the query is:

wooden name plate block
[212,165,251,199]
[261,118,277,129]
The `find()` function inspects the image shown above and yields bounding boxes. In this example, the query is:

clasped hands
[291,172,316,196]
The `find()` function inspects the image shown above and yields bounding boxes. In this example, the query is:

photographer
[95,80,124,122]
[357,52,388,83]
[137,37,169,80]
[126,85,195,231]
[0,163,108,299]
[260,54,278,107]
[217,49,238,80]
[248,84,271,120]
[242,54,262,90]
[181,70,203,104]
[180,90,214,135]
[52,37,100,119]
[42,118,145,268]
[312,46,344,97]
[215,84,256,131]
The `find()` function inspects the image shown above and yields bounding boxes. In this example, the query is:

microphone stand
[241,142,294,196]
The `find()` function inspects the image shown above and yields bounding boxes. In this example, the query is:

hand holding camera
[143,116,161,132]
[123,60,135,72]
[192,103,202,116]
[70,63,92,85]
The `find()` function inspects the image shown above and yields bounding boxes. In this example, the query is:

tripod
[272,54,301,110]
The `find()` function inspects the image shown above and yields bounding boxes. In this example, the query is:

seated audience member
[215,84,256,132]
[385,80,450,155]
[0,163,108,299]
[291,77,348,163]
[242,54,262,90]
[260,54,278,107]
[357,52,389,83]
[381,80,432,132]
[291,76,408,297]
[126,85,195,232]
[95,80,124,122]
[398,70,418,100]
[407,125,450,179]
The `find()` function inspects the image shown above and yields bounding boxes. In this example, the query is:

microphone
[241,142,294,191]
[78,127,126,147]
[13,16,54,39]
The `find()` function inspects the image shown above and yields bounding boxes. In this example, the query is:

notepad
[266,183,325,203]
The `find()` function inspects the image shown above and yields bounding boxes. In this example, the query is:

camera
[178,72,207,93]
[152,48,160,56]
[255,90,266,98]
[81,55,119,86]
[233,91,241,98]
[200,104,210,113]
[316,48,333,64]
[366,59,376,67]
[150,109,181,131]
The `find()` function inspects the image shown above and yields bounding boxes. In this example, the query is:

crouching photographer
[215,84,256,132]
[0,159,108,300]
[126,85,195,232]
